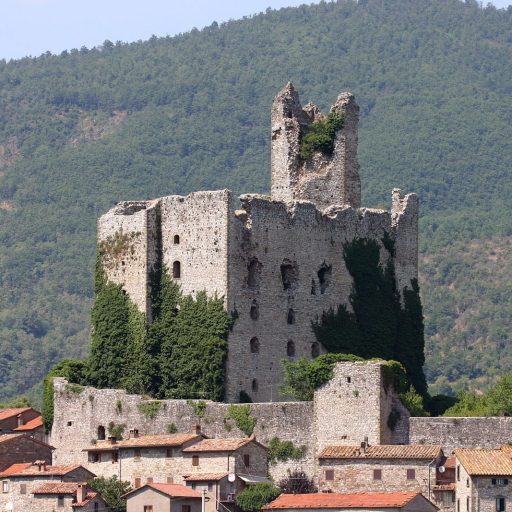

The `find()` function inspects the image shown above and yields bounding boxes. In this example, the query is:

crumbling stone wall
[97,85,419,403]
[410,417,512,454]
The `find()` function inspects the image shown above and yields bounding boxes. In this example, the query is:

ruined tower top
[270,82,361,210]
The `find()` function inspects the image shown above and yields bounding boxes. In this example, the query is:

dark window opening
[497,498,506,512]
[244,454,251,467]
[192,456,199,467]
[347,377,351,383]
[173,261,181,279]
[287,309,295,324]
[97,425,105,441]
[280,260,298,291]
[373,469,382,480]
[247,258,263,290]
[134,449,141,460]
[407,469,415,480]
[287,340,296,357]
[311,342,320,358]
[174,235,180,244]
[57,495,65,507]
[252,379,258,392]
[112,452,118,463]
[317,264,332,294]
[250,337,260,354]
[325,469,334,481]
[250,300,259,320]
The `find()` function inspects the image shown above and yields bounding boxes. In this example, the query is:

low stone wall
[410,417,512,454]
[51,378,314,481]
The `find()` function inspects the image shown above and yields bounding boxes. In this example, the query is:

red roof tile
[432,484,455,491]
[319,445,442,460]
[14,416,43,431]
[0,463,31,476]
[182,438,253,452]
[0,408,33,421]
[74,492,100,507]
[33,482,81,494]
[455,448,512,476]
[112,433,200,449]
[184,473,228,481]
[262,492,423,509]
[0,463,91,478]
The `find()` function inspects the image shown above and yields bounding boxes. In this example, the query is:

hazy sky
[2,0,511,60]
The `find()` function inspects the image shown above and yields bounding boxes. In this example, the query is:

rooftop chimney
[130,429,139,438]
[76,483,87,504]
[34,460,46,472]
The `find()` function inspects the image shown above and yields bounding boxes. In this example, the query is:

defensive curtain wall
[51,361,410,482]
[98,83,419,402]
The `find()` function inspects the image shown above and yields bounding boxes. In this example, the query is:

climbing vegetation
[299,110,345,160]
[225,404,257,436]
[267,437,307,465]
[236,483,281,512]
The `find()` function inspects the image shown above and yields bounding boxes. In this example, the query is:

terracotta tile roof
[0,463,90,478]
[14,416,43,431]
[0,433,54,449]
[262,492,423,509]
[455,448,512,476]
[432,484,455,491]
[319,445,442,460]
[33,482,81,494]
[74,492,99,507]
[115,433,201,449]
[123,483,201,499]
[182,438,253,452]
[0,408,32,421]
[184,473,228,481]
[0,463,31,476]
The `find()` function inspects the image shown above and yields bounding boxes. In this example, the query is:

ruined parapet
[97,199,160,319]
[391,188,419,294]
[270,83,361,210]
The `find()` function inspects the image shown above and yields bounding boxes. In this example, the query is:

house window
[147,477,153,484]
[144,506,153,512]
[67,421,73,426]
[173,261,181,279]
[191,483,196,490]
[457,499,460,512]
[166,448,173,458]
[97,425,106,440]
[467,478,470,488]
[494,479,509,486]
[244,454,250,467]
[287,340,295,357]
[90,452,101,463]
[192,455,199,466]
[250,337,260,353]
[174,235,180,244]
[112,451,119,463]
[407,469,415,480]
[497,498,506,512]
[135,478,141,488]
[134,448,141,460]
[20,483,26,495]
[467,497,470,511]
[325,470,334,481]
[2,481,8,493]
[57,495,65,507]
[94,503,99,512]
[347,377,351,383]
[182,506,192,512]
[373,469,382,480]
[457,465,460,481]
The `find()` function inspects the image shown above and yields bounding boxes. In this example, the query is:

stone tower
[270,82,361,210]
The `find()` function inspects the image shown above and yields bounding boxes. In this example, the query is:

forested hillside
[0,0,511,401]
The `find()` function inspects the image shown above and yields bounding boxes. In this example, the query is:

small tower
[270,83,361,210]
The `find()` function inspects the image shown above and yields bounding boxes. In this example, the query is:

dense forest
[0,0,511,403]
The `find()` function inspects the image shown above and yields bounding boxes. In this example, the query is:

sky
[1,0,511,61]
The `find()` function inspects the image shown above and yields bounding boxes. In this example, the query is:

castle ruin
[97,83,418,402]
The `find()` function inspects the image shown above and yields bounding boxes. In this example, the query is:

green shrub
[187,400,207,418]
[225,404,256,436]
[167,422,178,434]
[236,483,281,512]
[267,437,306,464]
[138,400,162,419]
[108,422,126,440]
[299,110,345,160]
[399,386,430,416]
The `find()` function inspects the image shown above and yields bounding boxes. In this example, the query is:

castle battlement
[97,85,418,402]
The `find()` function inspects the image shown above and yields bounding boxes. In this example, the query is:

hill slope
[0,0,511,399]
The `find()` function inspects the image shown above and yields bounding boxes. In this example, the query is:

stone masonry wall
[410,418,512,454]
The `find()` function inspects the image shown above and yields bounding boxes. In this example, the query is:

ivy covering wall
[312,236,427,397]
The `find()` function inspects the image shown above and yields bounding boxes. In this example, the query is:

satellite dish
[438,466,446,473]
[228,473,236,482]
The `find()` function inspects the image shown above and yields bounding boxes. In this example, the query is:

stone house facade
[455,448,512,512]
[318,444,443,500]
[0,408,41,434]
[0,434,53,471]
[32,482,107,511]
[124,483,202,512]
[0,462,96,512]
[97,83,419,402]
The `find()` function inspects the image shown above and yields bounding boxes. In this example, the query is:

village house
[0,408,42,435]
[13,415,46,443]
[32,482,107,511]
[431,456,456,512]
[0,461,96,512]
[454,447,512,512]
[318,444,444,499]
[84,427,204,483]
[262,491,439,512]
[0,433,53,471]
[124,482,202,512]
